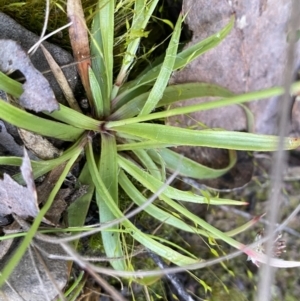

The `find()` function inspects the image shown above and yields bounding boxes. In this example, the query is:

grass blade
[90,0,114,116]
[119,170,257,239]
[98,134,125,270]
[118,156,251,254]
[12,135,88,183]
[45,103,100,130]
[67,0,92,102]
[0,71,23,97]
[147,148,237,179]
[0,100,83,141]
[132,148,163,181]
[111,82,234,120]
[98,0,114,100]
[111,123,300,151]
[89,66,104,118]
[118,155,246,206]
[119,169,208,234]
[115,16,234,101]
[138,13,182,115]
[88,135,126,270]
[108,85,287,126]
[113,0,159,97]
[67,161,95,242]
[117,141,179,151]
[86,141,198,267]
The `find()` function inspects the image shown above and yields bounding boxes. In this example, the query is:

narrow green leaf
[116,17,234,101]
[98,0,114,100]
[132,148,162,181]
[97,133,126,270]
[0,100,83,141]
[0,71,23,97]
[158,83,234,106]
[12,136,88,183]
[139,13,182,115]
[111,82,234,120]
[174,17,234,71]
[119,170,240,237]
[90,4,109,115]
[130,51,165,81]
[91,0,114,115]
[86,142,198,267]
[117,140,176,151]
[225,214,265,237]
[239,104,255,132]
[45,103,100,130]
[116,131,145,143]
[113,0,159,97]
[89,66,104,118]
[112,123,300,151]
[147,148,237,179]
[0,157,23,167]
[67,161,95,230]
[118,155,246,206]
[118,156,247,252]
[90,27,105,90]
[108,86,284,127]
[119,170,199,233]
[59,271,85,301]
[111,85,151,113]
[200,280,212,294]
[67,163,94,252]
[147,148,166,182]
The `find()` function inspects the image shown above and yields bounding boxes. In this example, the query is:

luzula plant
[0,0,300,288]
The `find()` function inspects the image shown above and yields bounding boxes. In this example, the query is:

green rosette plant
[0,0,300,288]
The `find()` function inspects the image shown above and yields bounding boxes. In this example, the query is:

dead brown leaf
[41,44,82,112]
[18,128,62,160]
[67,0,92,104]
[0,39,59,112]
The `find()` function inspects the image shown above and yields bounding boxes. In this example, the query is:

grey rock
[0,39,59,112]
[171,0,300,135]
[0,12,79,103]
[0,120,24,157]
[0,239,68,301]
[168,0,300,189]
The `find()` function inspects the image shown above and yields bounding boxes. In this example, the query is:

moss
[209,285,249,301]
[88,232,104,253]
[0,0,67,45]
